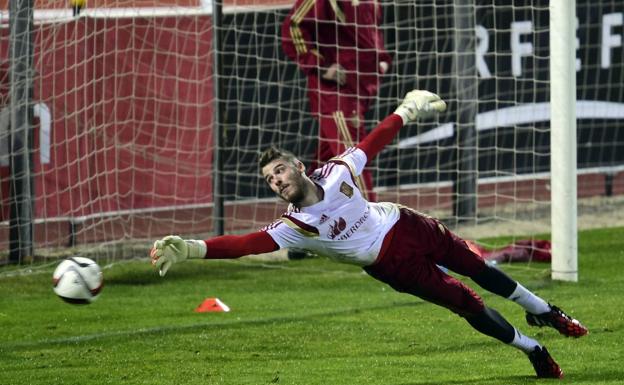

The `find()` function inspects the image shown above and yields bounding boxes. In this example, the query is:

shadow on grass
[105,258,348,286]
[394,367,624,384]
[105,259,294,285]
[395,374,533,385]
[404,339,497,355]
[6,299,427,349]
[566,368,624,383]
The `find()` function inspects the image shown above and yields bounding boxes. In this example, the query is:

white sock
[507,283,550,315]
[509,328,541,354]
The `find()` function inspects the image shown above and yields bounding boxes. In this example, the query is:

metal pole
[212,0,225,235]
[550,0,578,282]
[452,0,478,224]
[8,0,34,263]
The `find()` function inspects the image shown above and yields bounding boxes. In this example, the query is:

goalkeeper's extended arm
[357,90,446,161]
[150,232,278,277]
[150,235,206,277]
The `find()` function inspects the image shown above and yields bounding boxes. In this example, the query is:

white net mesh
[1,0,623,267]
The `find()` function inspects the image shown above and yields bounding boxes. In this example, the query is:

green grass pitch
[1,226,623,385]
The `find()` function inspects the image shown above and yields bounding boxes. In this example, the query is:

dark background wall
[217,1,624,199]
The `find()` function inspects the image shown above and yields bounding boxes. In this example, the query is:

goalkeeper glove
[150,235,207,277]
[394,90,447,124]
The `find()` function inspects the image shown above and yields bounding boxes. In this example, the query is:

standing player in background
[150,90,587,379]
[281,0,392,202]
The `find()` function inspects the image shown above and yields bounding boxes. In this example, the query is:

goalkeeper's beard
[278,178,307,206]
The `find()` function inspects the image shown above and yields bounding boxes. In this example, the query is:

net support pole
[8,0,34,263]
[550,0,578,282]
[452,0,478,224]
[212,0,225,236]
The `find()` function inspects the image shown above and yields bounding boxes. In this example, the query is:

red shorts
[364,207,487,317]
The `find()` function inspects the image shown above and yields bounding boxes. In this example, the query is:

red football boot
[526,304,588,337]
[528,346,564,379]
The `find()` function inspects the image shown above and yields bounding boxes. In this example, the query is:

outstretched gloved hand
[150,235,206,277]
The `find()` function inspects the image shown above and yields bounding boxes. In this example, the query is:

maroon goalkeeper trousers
[364,207,487,317]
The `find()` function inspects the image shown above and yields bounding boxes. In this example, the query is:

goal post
[550,0,578,282]
[7,0,35,264]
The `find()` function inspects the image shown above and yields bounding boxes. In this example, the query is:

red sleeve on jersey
[204,231,279,259]
[341,0,392,95]
[281,0,328,75]
[356,113,404,162]
[349,1,391,60]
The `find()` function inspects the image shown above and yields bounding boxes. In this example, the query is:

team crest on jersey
[327,217,347,239]
[319,214,330,224]
[340,181,353,198]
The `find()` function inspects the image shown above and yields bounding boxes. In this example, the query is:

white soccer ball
[52,257,103,304]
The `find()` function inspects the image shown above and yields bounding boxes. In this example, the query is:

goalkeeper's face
[261,157,308,204]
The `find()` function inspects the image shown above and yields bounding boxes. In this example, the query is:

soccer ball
[52,257,103,304]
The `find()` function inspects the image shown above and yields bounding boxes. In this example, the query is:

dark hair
[258,146,298,170]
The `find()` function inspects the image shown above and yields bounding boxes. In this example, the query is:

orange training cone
[195,298,230,313]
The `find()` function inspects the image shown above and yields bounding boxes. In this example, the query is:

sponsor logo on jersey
[340,181,353,198]
[327,217,347,239]
[319,214,330,224]
[337,209,370,241]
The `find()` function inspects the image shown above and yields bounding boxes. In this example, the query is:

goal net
[1,0,623,269]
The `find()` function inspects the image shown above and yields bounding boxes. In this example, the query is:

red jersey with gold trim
[281,0,392,114]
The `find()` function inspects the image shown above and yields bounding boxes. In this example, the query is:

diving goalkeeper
[150,90,587,379]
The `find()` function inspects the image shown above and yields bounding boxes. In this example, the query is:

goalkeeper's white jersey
[264,147,400,266]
